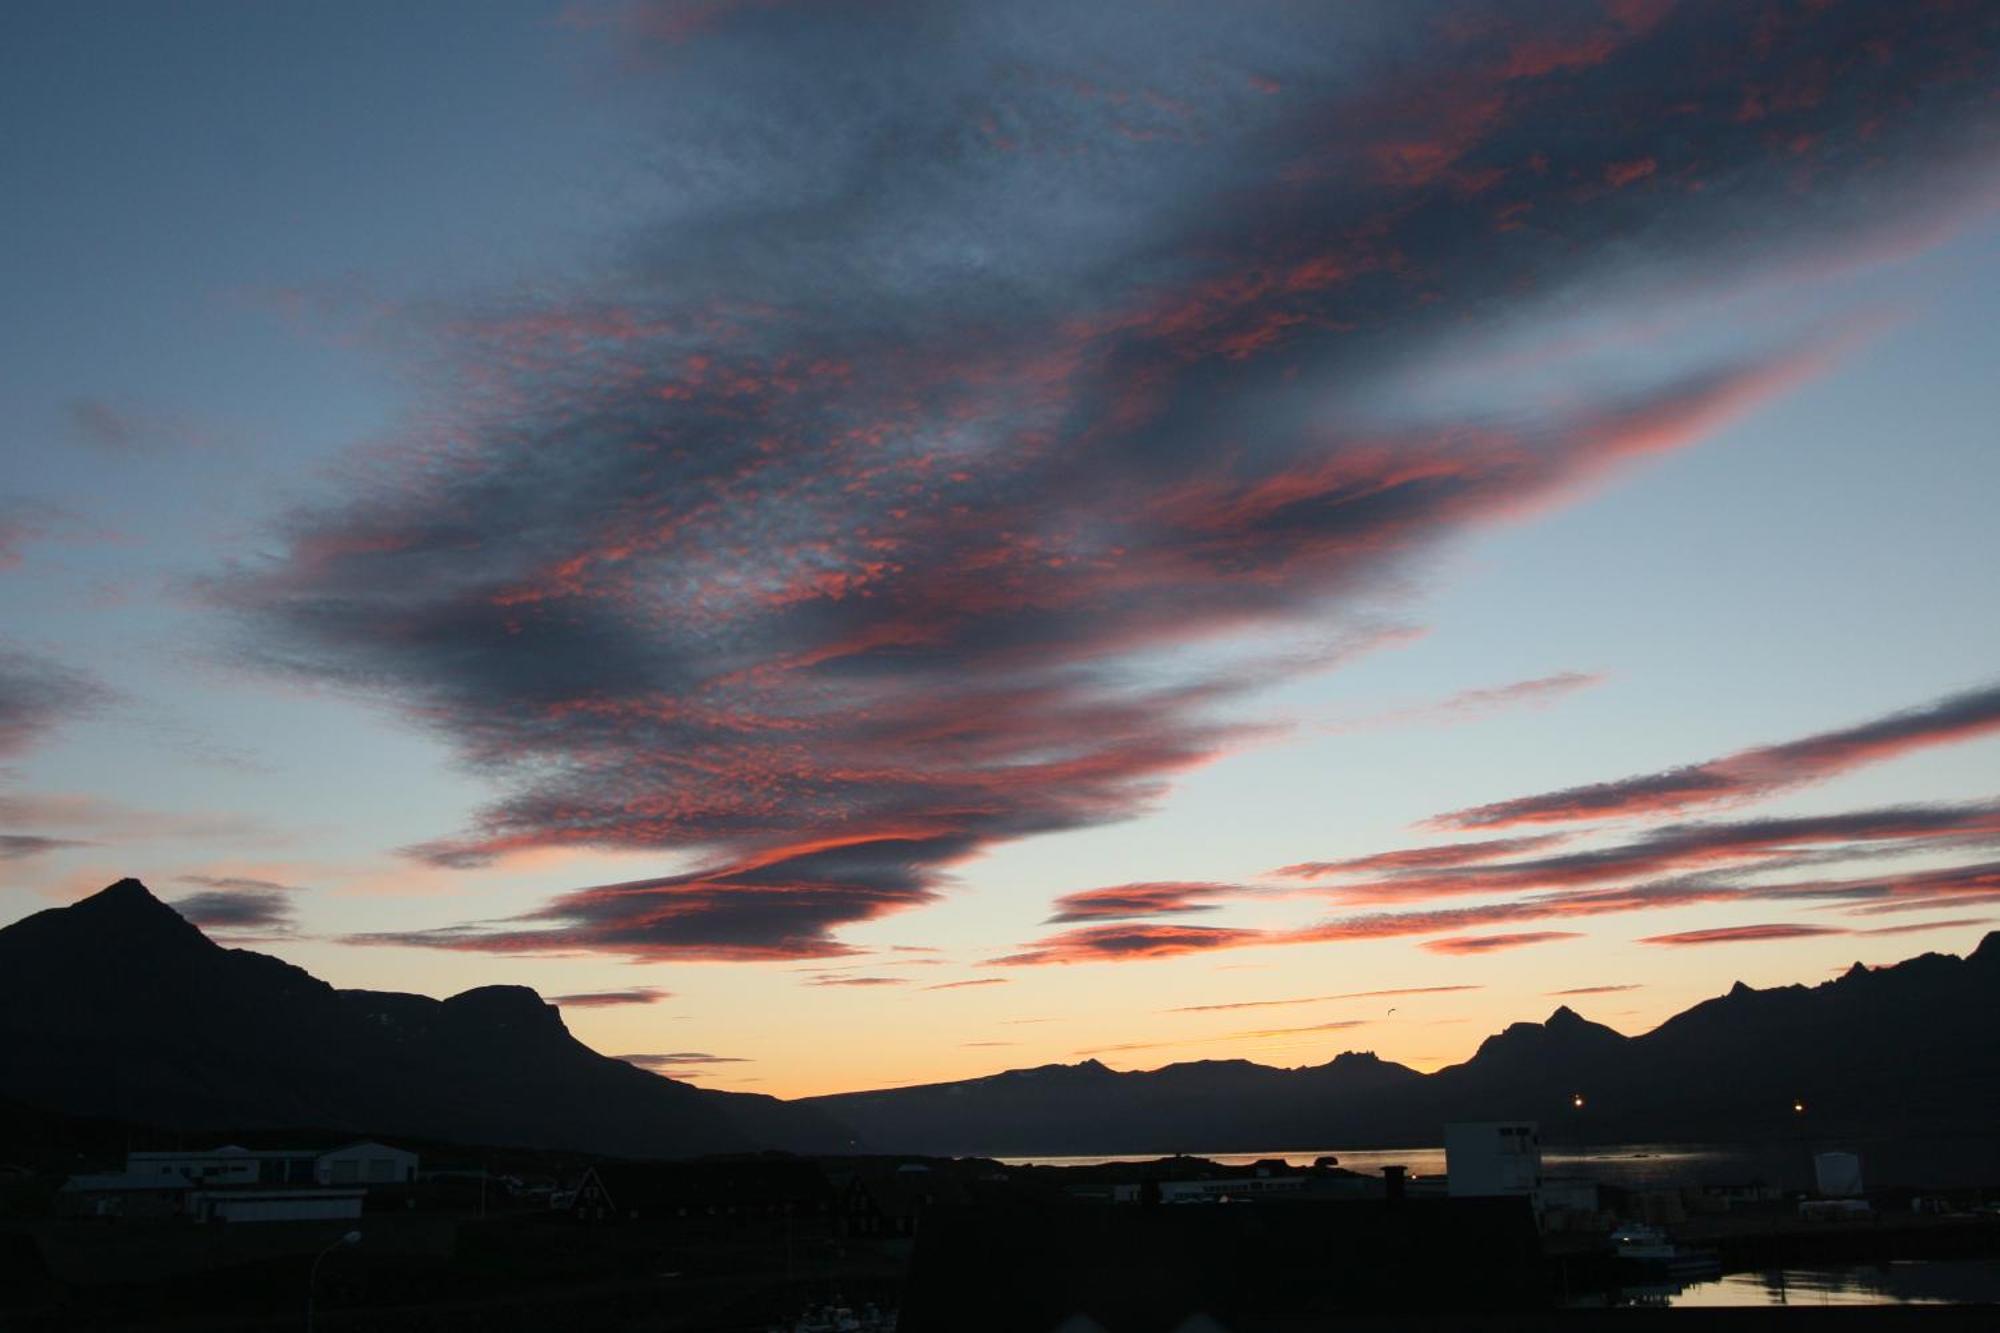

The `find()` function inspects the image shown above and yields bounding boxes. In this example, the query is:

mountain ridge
[803,931,2000,1155]
[5,879,1994,1161]
[0,879,850,1159]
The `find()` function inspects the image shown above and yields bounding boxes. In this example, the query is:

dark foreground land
[4,1142,1998,1332]
[6,883,1998,1330]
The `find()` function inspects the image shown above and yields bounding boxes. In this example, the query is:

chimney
[1383,1164,1406,1202]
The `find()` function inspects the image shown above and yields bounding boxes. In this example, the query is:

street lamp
[306,1230,361,1331]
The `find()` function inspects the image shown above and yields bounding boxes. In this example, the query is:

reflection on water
[1623,1261,2000,1308]
[997,1144,1746,1189]
[994,1138,2000,1193]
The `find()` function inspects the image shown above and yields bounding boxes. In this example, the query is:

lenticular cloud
[223,0,2000,960]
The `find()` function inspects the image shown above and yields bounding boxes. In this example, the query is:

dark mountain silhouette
[806,934,2000,1155]
[0,879,849,1158]
[6,881,1995,1161]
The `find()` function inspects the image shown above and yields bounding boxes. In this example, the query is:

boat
[1611,1224,1721,1278]
[1612,1223,1675,1260]
[769,1302,896,1332]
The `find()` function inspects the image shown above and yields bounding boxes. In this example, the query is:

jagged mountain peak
[994,1059,1112,1082]
[1149,1058,1265,1076]
[440,984,570,1039]
[0,876,212,957]
[1466,1006,1626,1068]
[444,983,556,1013]
[799,933,2000,1156]
[0,879,848,1157]
[73,877,191,923]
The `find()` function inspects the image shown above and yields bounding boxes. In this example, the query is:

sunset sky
[3,1,1997,1099]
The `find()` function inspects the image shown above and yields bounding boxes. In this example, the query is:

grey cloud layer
[170,888,296,935]
[0,649,107,758]
[218,1,2000,961]
[1435,682,2000,828]
[997,800,2000,964]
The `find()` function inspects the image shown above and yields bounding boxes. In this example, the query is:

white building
[1813,1151,1863,1198]
[315,1142,417,1186]
[55,1171,196,1219]
[190,1187,365,1223]
[1444,1122,1543,1201]
[125,1142,415,1189]
[127,1145,315,1186]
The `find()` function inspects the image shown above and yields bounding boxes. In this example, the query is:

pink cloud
[1168,983,1480,1013]
[989,922,1270,967]
[1637,923,1848,946]
[1323,671,1603,734]
[1432,683,2000,830]
[1419,930,1581,954]
[221,0,1999,968]
[549,986,673,1007]
[1044,880,1246,922]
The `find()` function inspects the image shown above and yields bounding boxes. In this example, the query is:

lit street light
[306,1229,361,1331]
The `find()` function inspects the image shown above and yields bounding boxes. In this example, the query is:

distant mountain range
[804,933,2000,1156]
[4,880,1995,1161]
[0,879,847,1158]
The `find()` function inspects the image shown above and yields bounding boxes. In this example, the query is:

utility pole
[305,1230,360,1332]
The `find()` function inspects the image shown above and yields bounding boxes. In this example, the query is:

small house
[315,1141,418,1186]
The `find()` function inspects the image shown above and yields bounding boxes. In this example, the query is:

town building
[1814,1150,1864,1198]
[314,1142,418,1186]
[1535,1174,1605,1232]
[125,1141,415,1188]
[54,1171,196,1219]
[57,1141,416,1223]
[127,1146,308,1186]
[1444,1121,1543,1202]
[188,1187,364,1223]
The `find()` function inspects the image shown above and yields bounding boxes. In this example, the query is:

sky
[3,0,1998,1100]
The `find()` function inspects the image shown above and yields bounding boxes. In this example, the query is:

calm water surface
[998,1143,1751,1188]
[1656,1261,2000,1307]
[994,1145,2000,1308]
[995,1139,2000,1191]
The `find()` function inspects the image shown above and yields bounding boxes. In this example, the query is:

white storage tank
[1813,1150,1863,1197]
